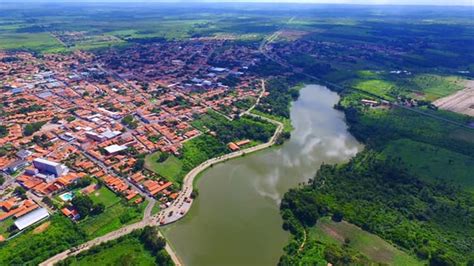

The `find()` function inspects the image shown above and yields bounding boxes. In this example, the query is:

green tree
[14,186,26,199]
[72,195,94,218]
[0,125,7,138]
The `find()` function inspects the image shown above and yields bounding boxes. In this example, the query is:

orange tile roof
[227,142,239,151]
[150,181,173,196]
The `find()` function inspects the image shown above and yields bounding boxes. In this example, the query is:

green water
[163,84,362,266]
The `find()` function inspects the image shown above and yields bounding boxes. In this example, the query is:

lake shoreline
[163,84,362,265]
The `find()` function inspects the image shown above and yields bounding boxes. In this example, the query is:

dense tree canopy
[280,151,474,264]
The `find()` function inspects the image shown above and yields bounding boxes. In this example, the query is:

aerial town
[0,40,266,240]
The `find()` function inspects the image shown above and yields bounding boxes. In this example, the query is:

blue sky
[197,0,472,5]
[10,0,473,5]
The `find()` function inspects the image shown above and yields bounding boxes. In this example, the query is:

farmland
[434,80,474,117]
[0,3,288,54]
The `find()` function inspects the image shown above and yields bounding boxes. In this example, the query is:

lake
[163,84,363,266]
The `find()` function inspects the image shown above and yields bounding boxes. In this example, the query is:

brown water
[162,84,362,266]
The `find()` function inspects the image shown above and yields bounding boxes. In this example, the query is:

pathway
[158,110,283,225]
[40,89,284,266]
[39,200,182,266]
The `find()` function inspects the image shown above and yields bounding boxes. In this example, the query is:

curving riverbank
[162,84,363,266]
[40,83,283,266]
[157,112,284,225]
[41,84,360,266]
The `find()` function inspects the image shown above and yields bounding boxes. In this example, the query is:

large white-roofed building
[14,208,49,231]
[104,144,128,155]
[33,158,68,177]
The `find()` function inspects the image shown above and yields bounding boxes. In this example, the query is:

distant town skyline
[8,0,474,6]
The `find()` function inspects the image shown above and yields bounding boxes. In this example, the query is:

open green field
[353,79,395,100]
[64,235,156,266]
[146,134,227,185]
[78,198,145,239]
[89,186,122,208]
[382,138,474,192]
[410,74,464,101]
[145,152,183,184]
[310,217,422,266]
[0,33,65,53]
[0,7,282,54]
[0,32,66,53]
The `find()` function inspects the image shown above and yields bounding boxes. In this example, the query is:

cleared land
[33,221,51,234]
[310,217,423,265]
[433,80,474,117]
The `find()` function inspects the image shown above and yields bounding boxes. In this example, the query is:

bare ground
[33,221,50,234]
[433,80,474,117]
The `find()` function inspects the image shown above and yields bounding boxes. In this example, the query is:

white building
[14,208,49,231]
[33,158,68,177]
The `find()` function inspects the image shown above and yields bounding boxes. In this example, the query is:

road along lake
[162,84,363,266]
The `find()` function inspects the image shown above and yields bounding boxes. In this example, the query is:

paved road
[40,199,182,266]
[158,109,284,225]
[40,79,283,265]
[41,113,282,265]
[76,143,154,204]
[241,79,266,117]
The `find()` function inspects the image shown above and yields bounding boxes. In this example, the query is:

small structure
[61,207,80,221]
[14,208,49,231]
[227,142,240,151]
[236,139,250,147]
[361,99,379,107]
[5,160,28,174]
[16,150,32,160]
[81,184,98,195]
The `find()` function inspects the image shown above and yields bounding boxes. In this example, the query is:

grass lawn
[66,236,155,266]
[78,201,145,239]
[382,138,474,192]
[145,151,183,184]
[310,217,423,266]
[89,186,122,208]
[353,79,395,100]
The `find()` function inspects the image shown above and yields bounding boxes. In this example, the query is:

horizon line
[2,1,473,7]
